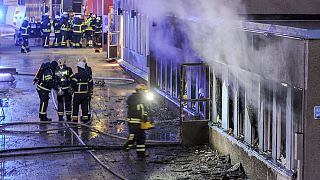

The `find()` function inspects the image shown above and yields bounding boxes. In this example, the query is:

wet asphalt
[0,37,246,179]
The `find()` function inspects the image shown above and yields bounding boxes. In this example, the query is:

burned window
[216,77,222,123]
[238,85,245,139]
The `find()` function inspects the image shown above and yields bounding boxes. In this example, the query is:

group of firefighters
[20,12,103,53]
[33,58,150,157]
[33,58,93,124]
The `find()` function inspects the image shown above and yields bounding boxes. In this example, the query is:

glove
[57,88,64,96]
[33,78,38,85]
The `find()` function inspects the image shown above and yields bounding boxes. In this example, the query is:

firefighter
[53,15,61,47]
[93,16,102,49]
[41,14,51,48]
[68,12,75,47]
[124,84,149,158]
[60,12,69,47]
[79,57,93,120]
[85,14,94,47]
[54,59,74,121]
[91,14,96,34]
[20,17,31,53]
[34,61,57,121]
[72,15,84,48]
[71,61,93,124]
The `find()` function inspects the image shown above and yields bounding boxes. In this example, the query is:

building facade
[113,0,320,179]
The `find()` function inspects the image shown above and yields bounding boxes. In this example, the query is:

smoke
[139,0,249,70]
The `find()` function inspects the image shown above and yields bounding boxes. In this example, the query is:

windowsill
[209,124,295,179]
[118,59,148,81]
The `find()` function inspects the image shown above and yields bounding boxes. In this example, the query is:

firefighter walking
[124,84,151,158]
[20,17,31,53]
[54,59,74,121]
[71,61,93,124]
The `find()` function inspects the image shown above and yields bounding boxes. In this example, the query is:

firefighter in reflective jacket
[41,14,51,48]
[72,15,84,48]
[60,13,69,47]
[34,61,57,121]
[20,17,31,53]
[85,15,94,47]
[53,15,61,47]
[79,57,93,120]
[93,16,102,49]
[54,59,74,121]
[71,61,93,123]
[124,84,149,157]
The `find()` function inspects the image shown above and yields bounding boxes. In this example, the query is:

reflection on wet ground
[0,43,245,179]
[0,44,183,179]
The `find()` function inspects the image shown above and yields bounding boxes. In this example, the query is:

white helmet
[58,58,66,67]
[77,61,86,69]
[78,57,87,63]
[24,17,29,21]
[44,13,49,16]
[55,15,60,19]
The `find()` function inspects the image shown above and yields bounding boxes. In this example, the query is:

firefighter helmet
[78,57,87,63]
[135,84,148,91]
[58,58,66,66]
[77,61,86,69]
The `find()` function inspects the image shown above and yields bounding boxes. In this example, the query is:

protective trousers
[37,89,50,120]
[57,90,72,121]
[54,33,61,47]
[21,36,30,53]
[67,31,73,46]
[72,34,81,48]
[88,95,92,120]
[124,123,146,156]
[72,93,89,123]
[85,30,93,47]
[61,31,68,47]
[94,33,102,48]
[43,33,50,48]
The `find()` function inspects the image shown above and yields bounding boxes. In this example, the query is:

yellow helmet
[135,84,148,91]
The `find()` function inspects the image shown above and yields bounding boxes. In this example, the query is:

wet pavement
[0,38,246,179]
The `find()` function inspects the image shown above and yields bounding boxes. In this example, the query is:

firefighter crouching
[124,84,154,158]
[20,17,31,53]
[71,61,93,124]
[34,61,58,121]
[54,59,74,121]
